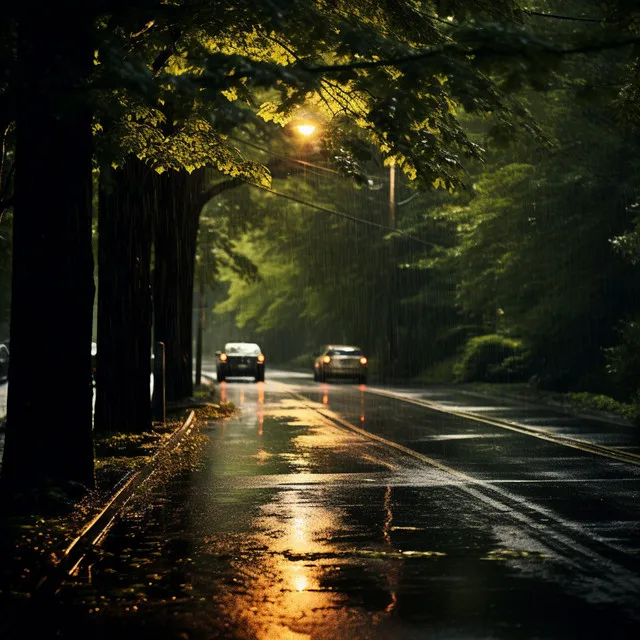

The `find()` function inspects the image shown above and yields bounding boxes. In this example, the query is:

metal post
[389,160,396,229]
[152,341,166,423]
[195,269,205,387]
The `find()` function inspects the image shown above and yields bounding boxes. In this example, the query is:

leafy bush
[566,392,636,421]
[434,324,485,359]
[454,334,528,383]
[488,353,532,382]
[604,319,640,400]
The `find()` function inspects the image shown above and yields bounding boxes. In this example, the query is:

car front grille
[224,356,259,373]
[228,356,255,365]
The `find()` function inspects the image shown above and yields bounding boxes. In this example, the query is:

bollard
[152,341,166,423]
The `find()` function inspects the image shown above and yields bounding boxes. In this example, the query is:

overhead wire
[523,10,609,23]
[246,182,439,248]
[228,136,431,246]
[229,135,342,175]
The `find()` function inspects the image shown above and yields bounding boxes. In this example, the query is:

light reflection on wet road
[43,370,640,638]
[287,372,640,559]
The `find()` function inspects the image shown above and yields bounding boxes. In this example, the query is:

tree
[1,4,96,503]
[92,0,535,400]
[212,1,640,394]
[6,0,640,503]
[94,158,153,435]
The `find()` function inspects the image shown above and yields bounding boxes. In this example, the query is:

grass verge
[466,382,637,424]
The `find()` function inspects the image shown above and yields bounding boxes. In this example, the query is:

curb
[33,409,196,598]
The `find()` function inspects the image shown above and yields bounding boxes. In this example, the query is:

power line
[229,135,341,175]
[229,137,431,243]
[523,10,608,23]
[302,35,640,75]
[247,182,439,248]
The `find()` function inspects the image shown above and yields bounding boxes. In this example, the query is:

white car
[313,345,368,384]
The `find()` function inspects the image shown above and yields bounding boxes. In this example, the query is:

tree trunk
[1,5,95,500]
[94,158,153,434]
[153,170,203,402]
[152,174,245,403]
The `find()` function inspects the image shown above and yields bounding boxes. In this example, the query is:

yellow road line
[364,387,640,468]
[281,387,640,588]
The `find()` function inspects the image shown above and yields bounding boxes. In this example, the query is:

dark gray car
[216,342,265,382]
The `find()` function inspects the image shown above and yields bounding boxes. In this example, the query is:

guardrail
[33,408,195,599]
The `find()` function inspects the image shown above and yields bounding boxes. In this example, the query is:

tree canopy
[208,0,640,400]
[3,0,640,505]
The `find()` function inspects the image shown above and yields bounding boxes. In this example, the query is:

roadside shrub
[604,319,640,401]
[454,334,528,383]
[434,324,485,359]
[566,392,636,421]
[487,353,531,382]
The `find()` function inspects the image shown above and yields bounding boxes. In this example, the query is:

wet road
[16,370,640,639]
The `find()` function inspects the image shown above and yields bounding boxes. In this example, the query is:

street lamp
[386,157,398,381]
[290,118,320,166]
[388,158,396,229]
[295,123,317,137]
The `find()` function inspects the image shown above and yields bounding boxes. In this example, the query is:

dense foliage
[3,0,640,500]
[209,1,640,409]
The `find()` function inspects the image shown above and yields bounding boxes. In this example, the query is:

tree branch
[302,36,640,75]
[199,177,245,209]
[152,48,173,77]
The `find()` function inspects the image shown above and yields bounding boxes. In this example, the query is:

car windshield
[225,343,261,356]
[327,347,362,356]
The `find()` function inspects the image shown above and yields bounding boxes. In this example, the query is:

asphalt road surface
[5,370,640,639]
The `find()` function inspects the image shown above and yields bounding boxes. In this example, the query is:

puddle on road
[481,549,550,561]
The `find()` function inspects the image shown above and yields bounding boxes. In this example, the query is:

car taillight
[360,357,368,365]
[219,353,228,362]
[257,353,265,363]
[322,355,331,364]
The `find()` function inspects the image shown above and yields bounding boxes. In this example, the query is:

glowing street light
[295,123,317,137]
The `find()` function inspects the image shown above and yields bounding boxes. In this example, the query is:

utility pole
[389,160,396,229]
[386,160,398,382]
